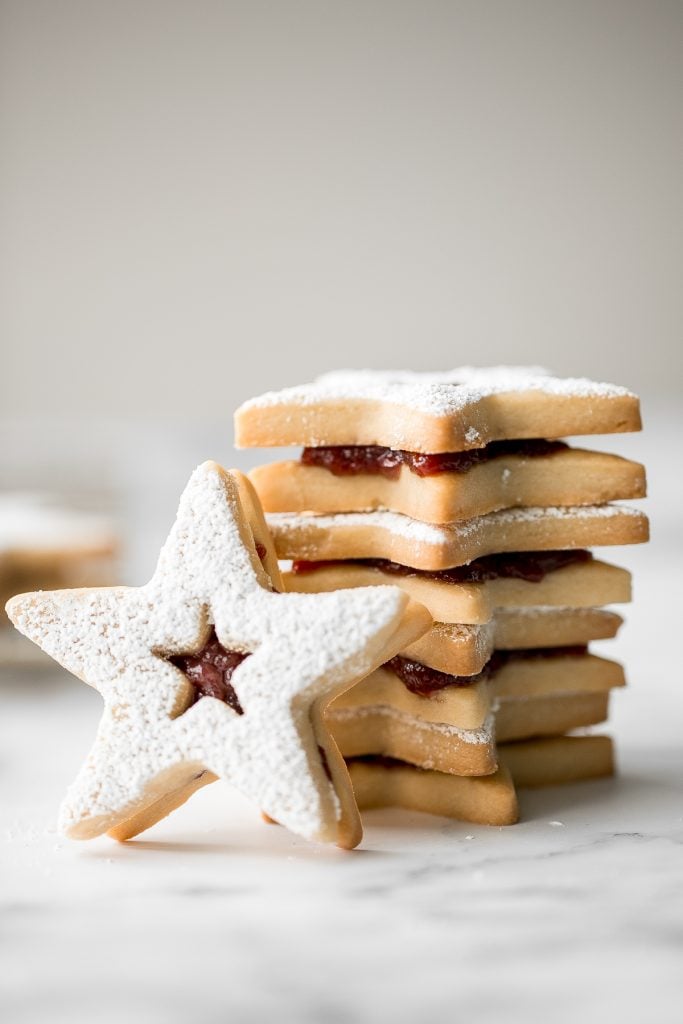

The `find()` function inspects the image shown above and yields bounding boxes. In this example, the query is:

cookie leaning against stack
[236,367,649,827]
[6,464,431,849]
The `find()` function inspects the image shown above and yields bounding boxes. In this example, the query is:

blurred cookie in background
[0,493,118,666]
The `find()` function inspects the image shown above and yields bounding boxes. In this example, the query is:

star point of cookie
[6,462,431,848]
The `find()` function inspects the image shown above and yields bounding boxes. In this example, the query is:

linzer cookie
[330,704,497,777]
[348,756,519,826]
[491,606,623,647]
[284,551,631,625]
[268,505,649,571]
[235,364,645,837]
[404,607,623,676]
[500,734,615,787]
[5,463,431,849]
[330,691,612,778]
[328,648,623,775]
[411,606,624,672]
[235,367,641,452]
[251,441,645,523]
[327,647,622,774]
[347,735,614,825]
[496,692,612,743]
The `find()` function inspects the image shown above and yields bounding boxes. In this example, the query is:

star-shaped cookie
[235,366,641,452]
[6,463,430,848]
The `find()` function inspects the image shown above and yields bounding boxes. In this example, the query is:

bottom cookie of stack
[347,735,615,826]
[326,644,621,827]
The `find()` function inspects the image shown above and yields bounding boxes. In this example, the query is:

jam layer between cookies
[170,631,335,783]
[301,439,568,479]
[292,549,592,585]
[170,628,249,714]
[386,647,588,698]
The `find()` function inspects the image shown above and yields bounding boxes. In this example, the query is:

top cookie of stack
[236,366,646,536]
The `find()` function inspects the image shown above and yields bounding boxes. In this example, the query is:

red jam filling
[347,754,427,772]
[301,439,568,479]
[292,549,592,584]
[170,628,250,715]
[385,654,492,695]
[317,745,333,782]
[386,647,587,698]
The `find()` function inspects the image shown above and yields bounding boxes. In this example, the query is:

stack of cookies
[235,368,648,827]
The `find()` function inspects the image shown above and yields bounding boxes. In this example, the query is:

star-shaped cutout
[6,463,430,848]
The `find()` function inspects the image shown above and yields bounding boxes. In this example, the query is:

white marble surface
[2,421,682,1023]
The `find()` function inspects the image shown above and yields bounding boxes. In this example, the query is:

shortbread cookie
[346,735,614,823]
[329,705,497,777]
[108,472,289,836]
[493,606,622,647]
[270,503,648,571]
[0,493,117,620]
[231,471,284,591]
[405,607,623,676]
[268,505,648,571]
[251,443,645,523]
[328,649,622,773]
[284,552,631,625]
[493,648,624,699]
[330,689,613,776]
[334,663,492,731]
[235,367,641,452]
[332,649,623,731]
[500,734,614,786]
[268,505,651,573]
[6,463,431,849]
[348,756,519,825]
[496,691,612,742]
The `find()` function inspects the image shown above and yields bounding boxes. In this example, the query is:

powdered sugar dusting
[499,605,614,618]
[240,366,635,417]
[268,504,646,546]
[428,621,489,644]
[487,504,645,523]
[6,463,414,845]
[268,509,445,544]
[328,704,495,746]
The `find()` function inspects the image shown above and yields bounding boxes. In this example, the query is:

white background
[1,0,682,424]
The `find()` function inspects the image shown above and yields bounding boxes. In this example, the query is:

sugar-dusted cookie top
[266,504,649,571]
[6,463,431,849]
[235,366,640,452]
